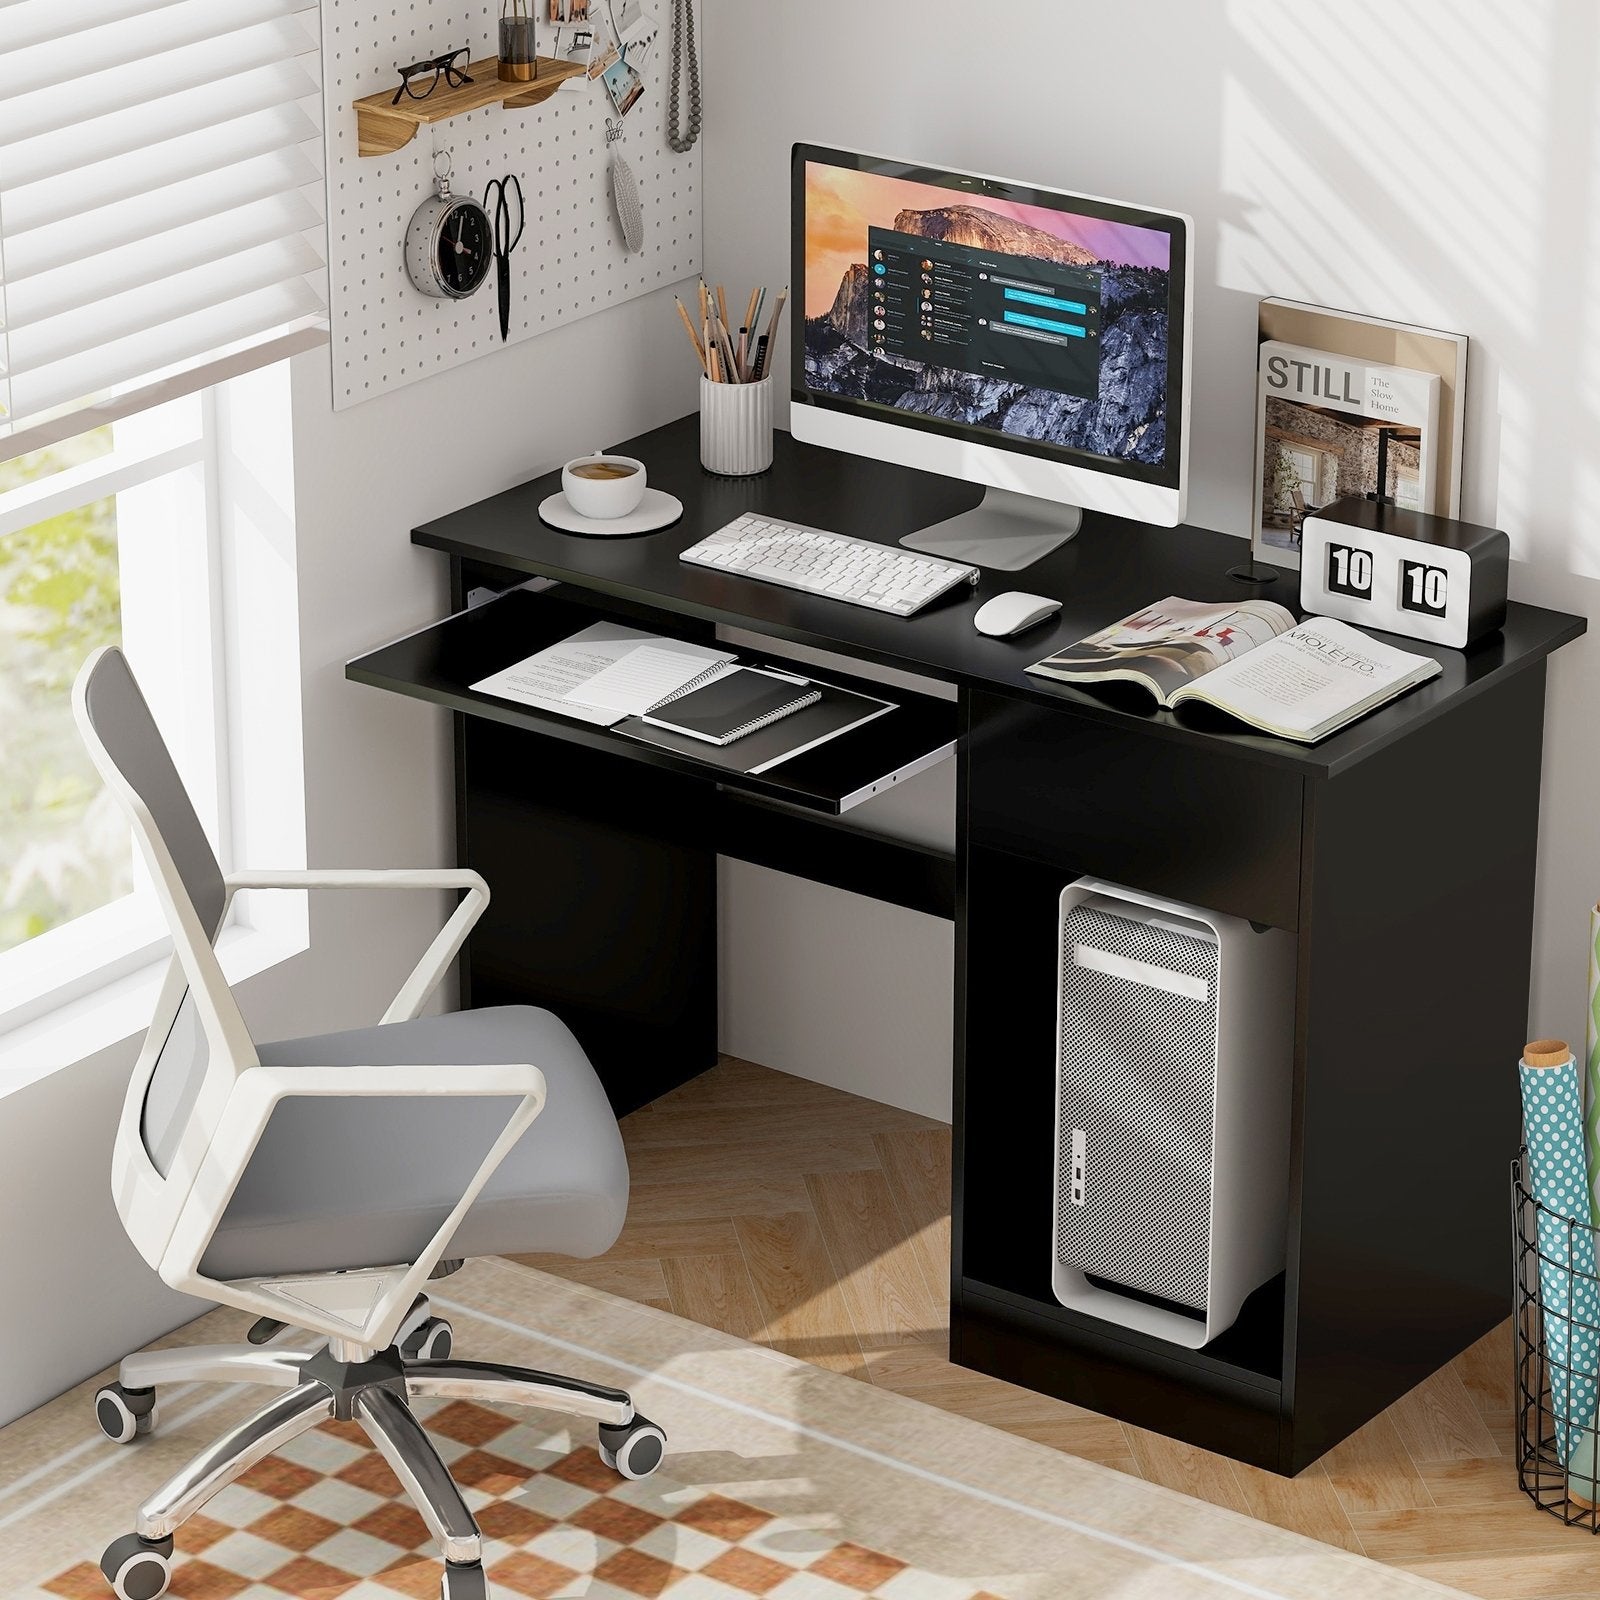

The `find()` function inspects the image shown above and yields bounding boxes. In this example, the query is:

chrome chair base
[93,1299,665,1600]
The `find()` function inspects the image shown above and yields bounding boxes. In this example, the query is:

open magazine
[1026,597,1442,743]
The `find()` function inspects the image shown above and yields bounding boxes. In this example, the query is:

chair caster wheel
[94,1383,157,1444]
[401,1315,452,1361]
[100,1532,173,1599]
[598,1415,667,1479]
[440,1559,487,1600]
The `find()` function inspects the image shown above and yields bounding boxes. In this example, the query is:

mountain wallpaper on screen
[805,204,1171,464]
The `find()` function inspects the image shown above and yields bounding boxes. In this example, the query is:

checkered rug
[34,1399,1001,1600]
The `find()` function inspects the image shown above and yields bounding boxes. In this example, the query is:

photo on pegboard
[323,0,701,409]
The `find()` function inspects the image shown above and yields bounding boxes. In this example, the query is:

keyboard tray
[347,587,957,817]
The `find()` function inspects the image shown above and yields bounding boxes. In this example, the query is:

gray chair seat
[197,1007,628,1282]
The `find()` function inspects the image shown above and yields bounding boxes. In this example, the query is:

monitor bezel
[790,143,1189,494]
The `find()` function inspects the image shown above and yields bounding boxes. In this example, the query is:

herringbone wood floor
[510,1057,1595,1598]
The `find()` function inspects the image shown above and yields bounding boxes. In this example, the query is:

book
[641,667,821,745]
[1252,298,1467,571]
[622,680,893,774]
[1026,597,1441,743]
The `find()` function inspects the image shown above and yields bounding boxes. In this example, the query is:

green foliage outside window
[0,429,130,953]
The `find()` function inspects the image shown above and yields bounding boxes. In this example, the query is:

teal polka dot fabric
[1520,1052,1600,1482]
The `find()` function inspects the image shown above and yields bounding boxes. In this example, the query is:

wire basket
[1513,1151,1600,1526]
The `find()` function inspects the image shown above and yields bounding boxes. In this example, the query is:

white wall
[702,0,1600,1069]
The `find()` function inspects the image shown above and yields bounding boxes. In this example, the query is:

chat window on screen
[865,224,1103,399]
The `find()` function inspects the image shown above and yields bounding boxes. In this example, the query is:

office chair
[72,648,663,1600]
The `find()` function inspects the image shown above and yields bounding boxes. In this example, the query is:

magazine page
[1168,616,1441,742]
[1026,597,1295,705]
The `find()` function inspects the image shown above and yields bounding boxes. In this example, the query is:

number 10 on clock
[1326,542,1374,601]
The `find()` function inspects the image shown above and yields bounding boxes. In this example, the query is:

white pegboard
[321,0,701,408]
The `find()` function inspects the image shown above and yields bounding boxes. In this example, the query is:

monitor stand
[900,485,1083,572]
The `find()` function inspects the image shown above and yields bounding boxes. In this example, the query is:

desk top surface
[413,414,1584,778]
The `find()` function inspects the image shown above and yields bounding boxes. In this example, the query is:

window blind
[0,0,327,450]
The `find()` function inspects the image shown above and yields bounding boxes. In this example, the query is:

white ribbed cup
[700,375,774,476]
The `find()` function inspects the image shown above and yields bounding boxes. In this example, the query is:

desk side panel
[1285,660,1547,1470]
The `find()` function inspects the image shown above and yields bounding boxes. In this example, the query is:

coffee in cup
[562,452,648,519]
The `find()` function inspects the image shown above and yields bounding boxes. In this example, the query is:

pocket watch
[405,154,494,300]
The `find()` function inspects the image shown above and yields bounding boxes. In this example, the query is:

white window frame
[0,364,307,1043]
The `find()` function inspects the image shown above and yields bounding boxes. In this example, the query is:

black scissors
[484,174,525,341]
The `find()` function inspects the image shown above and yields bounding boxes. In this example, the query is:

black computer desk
[348,413,1584,1474]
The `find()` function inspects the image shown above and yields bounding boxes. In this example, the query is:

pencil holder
[700,375,773,476]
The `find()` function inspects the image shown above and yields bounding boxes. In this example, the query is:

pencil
[675,296,708,376]
[714,316,739,383]
[698,280,710,335]
[751,332,771,381]
[743,286,761,343]
[763,286,788,352]
[715,283,731,341]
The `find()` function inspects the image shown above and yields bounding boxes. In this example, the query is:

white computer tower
[1051,878,1294,1349]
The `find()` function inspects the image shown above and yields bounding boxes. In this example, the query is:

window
[0,392,229,1028]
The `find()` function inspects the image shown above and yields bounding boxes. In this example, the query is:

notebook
[623,680,893,773]
[641,666,821,745]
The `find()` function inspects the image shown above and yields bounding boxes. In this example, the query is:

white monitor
[792,145,1193,570]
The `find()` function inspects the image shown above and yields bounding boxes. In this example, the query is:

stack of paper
[470,623,735,726]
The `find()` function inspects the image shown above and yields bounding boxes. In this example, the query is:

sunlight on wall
[1218,0,1600,577]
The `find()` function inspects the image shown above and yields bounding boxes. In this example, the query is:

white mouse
[973,591,1063,638]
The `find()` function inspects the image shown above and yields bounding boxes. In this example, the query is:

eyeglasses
[392,49,474,105]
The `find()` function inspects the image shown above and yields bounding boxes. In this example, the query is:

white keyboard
[680,514,979,617]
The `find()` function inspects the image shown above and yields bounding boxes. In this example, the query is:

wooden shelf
[354,56,587,156]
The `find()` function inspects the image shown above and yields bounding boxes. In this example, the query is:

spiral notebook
[641,666,821,745]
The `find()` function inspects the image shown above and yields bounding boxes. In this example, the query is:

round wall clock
[405,157,493,300]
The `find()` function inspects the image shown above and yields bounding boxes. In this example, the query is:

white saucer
[538,488,683,537]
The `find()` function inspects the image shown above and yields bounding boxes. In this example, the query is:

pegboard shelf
[354,55,588,156]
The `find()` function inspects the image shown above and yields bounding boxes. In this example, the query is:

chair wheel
[401,1316,452,1361]
[440,1559,487,1600]
[94,1383,156,1444]
[597,1415,666,1479]
[100,1532,173,1599]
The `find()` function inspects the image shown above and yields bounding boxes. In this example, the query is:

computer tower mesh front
[1055,902,1219,1311]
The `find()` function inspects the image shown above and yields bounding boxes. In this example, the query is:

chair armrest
[164,1060,545,1349]
[225,868,490,1023]
[226,868,487,893]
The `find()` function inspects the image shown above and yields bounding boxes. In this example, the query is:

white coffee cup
[562,451,648,520]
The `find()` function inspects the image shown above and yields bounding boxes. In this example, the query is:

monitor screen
[794,148,1186,487]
